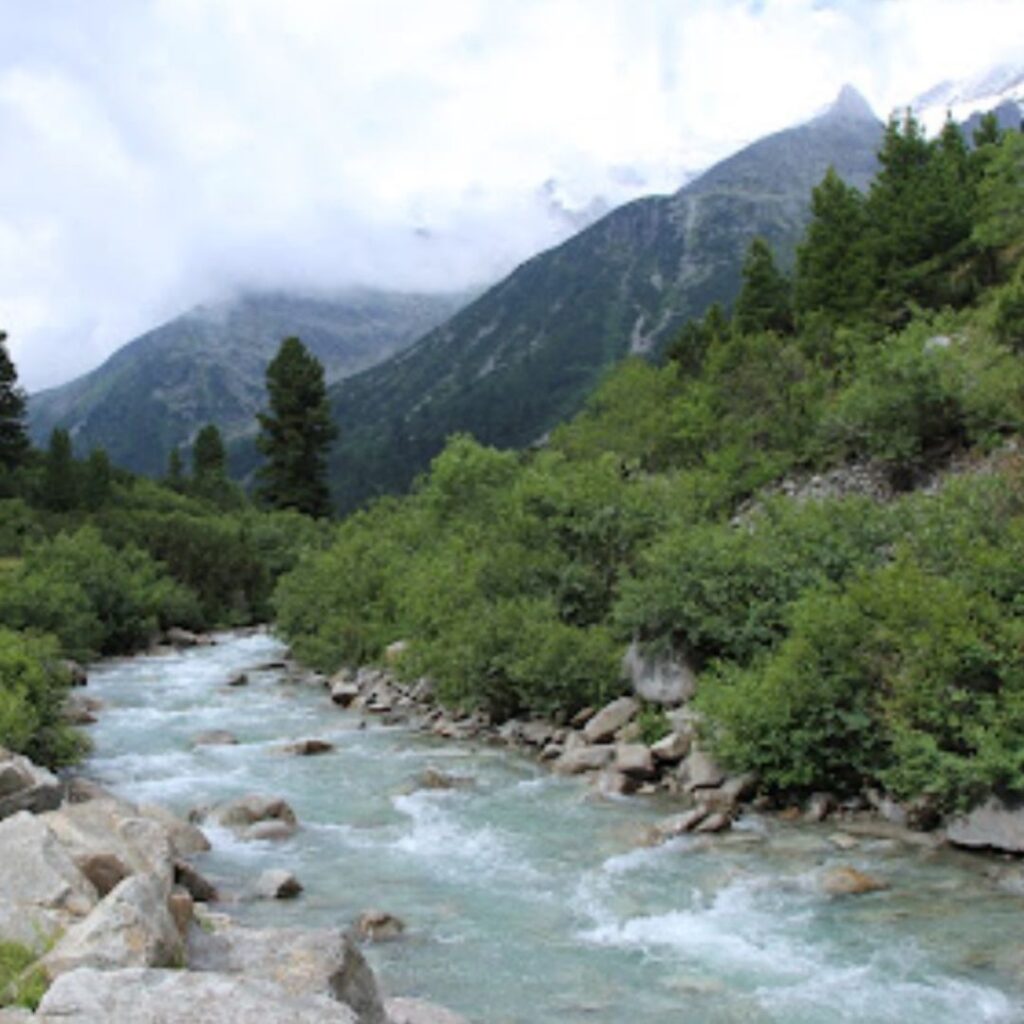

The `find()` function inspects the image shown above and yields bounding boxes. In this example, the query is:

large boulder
[946,796,1024,854]
[137,802,211,857]
[0,749,62,820]
[820,866,889,896]
[187,921,385,1023]
[42,874,184,977]
[35,967,358,1023]
[256,869,303,900]
[614,744,656,779]
[622,642,697,707]
[679,749,726,792]
[650,731,690,764]
[43,798,178,891]
[582,698,639,744]
[0,812,98,950]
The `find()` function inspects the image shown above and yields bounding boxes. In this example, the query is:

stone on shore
[614,744,656,779]
[552,745,614,775]
[164,628,213,648]
[42,874,184,977]
[652,807,709,841]
[582,698,639,744]
[175,861,218,903]
[256,869,303,900]
[0,811,98,950]
[35,967,359,1024]
[946,796,1024,854]
[0,748,62,821]
[650,731,690,764]
[679,749,726,792]
[331,681,361,707]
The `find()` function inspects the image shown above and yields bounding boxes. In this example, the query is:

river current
[80,631,1024,1023]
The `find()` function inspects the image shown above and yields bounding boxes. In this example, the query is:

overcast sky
[2,0,1023,391]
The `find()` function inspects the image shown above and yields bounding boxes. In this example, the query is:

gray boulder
[679,749,726,791]
[209,794,298,840]
[552,745,614,775]
[582,698,639,744]
[42,874,184,977]
[650,731,690,763]
[614,744,656,779]
[947,796,1024,854]
[354,910,406,943]
[187,922,384,1023]
[35,967,358,1023]
[622,642,697,707]
[0,812,98,950]
[256,869,303,900]
[0,749,62,820]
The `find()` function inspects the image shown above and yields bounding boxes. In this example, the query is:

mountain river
[79,630,1024,1023]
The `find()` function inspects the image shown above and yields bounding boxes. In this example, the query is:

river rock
[354,909,405,942]
[43,798,177,890]
[165,628,212,648]
[653,807,708,841]
[331,681,361,707]
[386,998,469,1024]
[593,768,639,797]
[35,967,359,1024]
[191,729,238,747]
[187,922,384,1021]
[650,731,690,763]
[622,641,697,707]
[60,659,89,687]
[137,802,211,857]
[820,866,889,896]
[694,811,732,834]
[520,720,556,748]
[256,869,303,899]
[63,693,102,724]
[552,745,614,775]
[227,672,249,687]
[283,738,335,756]
[42,874,184,977]
[614,744,656,779]
[570,706,595,728]
[0,748,62,820]
[175,861,218,903]
[679,749,726,791]
[804,792,835,823]
[76,852,132,897]
[415,767,474,791]
[583,697,638,744]
[0,811,98,950]
[210,794,298,840]
[946,796,1024,854]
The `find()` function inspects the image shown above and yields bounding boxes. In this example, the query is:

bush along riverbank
[0,736,468,1023]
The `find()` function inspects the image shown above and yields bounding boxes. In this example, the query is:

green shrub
[0,940,48,1009]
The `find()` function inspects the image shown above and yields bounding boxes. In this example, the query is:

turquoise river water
[80,631,1024,1023]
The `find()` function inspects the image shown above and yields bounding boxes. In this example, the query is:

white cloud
[0,0,1021,389]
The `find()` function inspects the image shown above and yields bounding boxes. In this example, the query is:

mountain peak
[815,84,878,125]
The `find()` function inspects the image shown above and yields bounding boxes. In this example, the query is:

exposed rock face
[582,698,639,744]
[35,967,359,1023]
[622,642,697,707]
[0,811,98,950]
[42,874,184,977]
[0,748,62,820]
[946,796,1024,854]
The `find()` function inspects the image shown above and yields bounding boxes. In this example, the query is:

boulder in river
[552,745,614,775]
[256,869,303,900]
[331,680,361,707]
[209,794,299,841]
[354,909,406,942]
[820,866,889,896]
[414,767,474,791]
[614,743,656,779]
[679,749,726,792]
[0,748,62,820]
[164,628,213,648]
[282,738,335,756]
[174,861,218,903]
[946,796,1024,854]
[226,672,249,688]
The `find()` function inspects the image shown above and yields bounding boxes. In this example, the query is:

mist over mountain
[322,87,883,512]
[28,289,468,477]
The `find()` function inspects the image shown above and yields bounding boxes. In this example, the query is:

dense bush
[0,628,84,767]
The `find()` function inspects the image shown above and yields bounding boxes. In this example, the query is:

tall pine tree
[257,337,337,518]
[734,238,793,336]
[0,331,29,472]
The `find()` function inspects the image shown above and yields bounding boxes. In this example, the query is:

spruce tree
[795,167,873,324]
[257,336,337,517]
[41,428,78,511]
[166,448,185,491]
[192,424,226,481]
[734,238,793,336]
[0,331,29,472]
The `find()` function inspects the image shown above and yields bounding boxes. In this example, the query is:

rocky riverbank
[0,744,466,1023]
[304,644,1024,859]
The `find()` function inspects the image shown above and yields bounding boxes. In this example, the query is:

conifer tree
[81,448,112,510]
[256,336,337,518]
[795,167,873,324]
[166,448,185,491]
[192,424,226,481]
[0,331,29,472]
[41,428,78,511]
[734,238,793,336]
